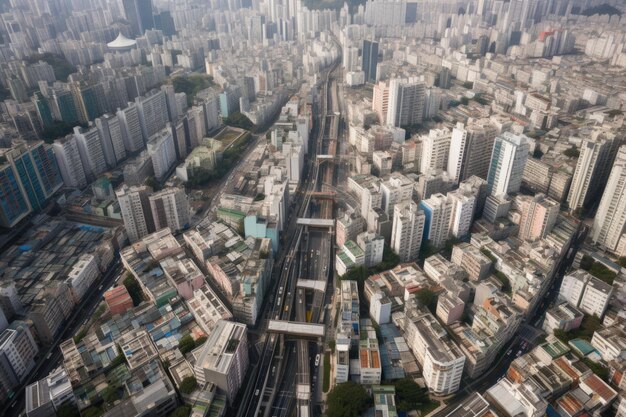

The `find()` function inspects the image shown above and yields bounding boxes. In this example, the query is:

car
[315,354,321,367]
[255,389,260,396]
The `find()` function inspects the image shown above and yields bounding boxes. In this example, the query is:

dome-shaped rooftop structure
[107,32,137,51]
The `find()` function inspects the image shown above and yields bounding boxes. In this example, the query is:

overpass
[296,218,334,229]
[267,320,325,337]
[297,279,327,293]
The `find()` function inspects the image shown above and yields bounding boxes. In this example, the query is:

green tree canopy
[394,378,430,412]
[326,381,372,417]
[223,112,254,131]
[179,376,198,394]
[123,276,143,306]
[178,334,196,354]
[168,406,191,417]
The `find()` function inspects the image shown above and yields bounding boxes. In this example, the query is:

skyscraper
[447,120,498,183]
[0,162,31,228]
[486,132,530,196]
[95,114,127,167]
[122,0,154,37]
[53,136,87,189]
[74,126,107,180]
[0,142,63,214]
[567,131,621,211]
[421,128,452,174]
[386,78,425,127]
[391,201,425,262]
[516,194,560,242]
[116,184,154,243]
[419,193,453,248]
[372,80,390,124]
[362,39,379,83]
[148,187,191,233]
[592,146,626,252]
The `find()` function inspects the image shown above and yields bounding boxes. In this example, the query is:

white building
[486,132,530,196]
[66,254,99,303]
[356,231,384,267]
[567,131,620,210]
[116,184,154,242]
[149,187,190,233]
[401,304,465,395]
[95,113,127,167]
[447,189,475,239]
[74,126,107,179]
[421,128,451,174]
[419,193,453,248]
[147,128,177,181]
[592,145,626,252]
[391,201,425,262]
[117,104,144,153]
[186,285,232,334]
[0,323,38,387]
[386,78,425,127]
[447,120,498,183]
[559,270,613,318]
[380,172,414,216]
[136,89,169,141]
[590,326,626,362]
[52,136,87,189]
[193,320,249,403]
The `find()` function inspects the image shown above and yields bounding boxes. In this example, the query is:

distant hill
[580,3,622,17]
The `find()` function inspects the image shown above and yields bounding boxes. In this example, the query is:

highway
[237,53,340,417]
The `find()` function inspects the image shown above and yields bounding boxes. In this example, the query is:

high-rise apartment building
[362,39,379,83]
[419,193,453,248]
[136,89,169,141]
[0,142,62,216]
[117,104,144,153]
[73,126,107,180]
[559,270,613,318]
[0,323,39,401]
[52,136,87,189]
[116,185,154,242]
[148,187,190,233]
[421,128,451,174]
[122,0,154,37]
[447,189,476,239]
[0,162,31,228]
[486,131,530,196]
[147,128,177,180]
[567,131,621,211]
[372,80,390,124]
[516,194,559,241]
[592,145,626,252]
[391,201,425,262]
[447,120,498,183]
[380,172,413,216]
[386,78,425,127]
[95,114,127,167]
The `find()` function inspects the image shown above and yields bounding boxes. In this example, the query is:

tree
[463,81,473,89]
[145,176,161,191]
[415,289,436,313]
[460,97,470,105]
[326,381,373,417]
[533,148,544,159]
[178,334,196,354]
[81,407,103,417]
[195,335,208,346]
[618,257,626,268]
[394,378,430,412]
[179,376,198,394]
[588,262,617,285]
[580,254,595,271]
[563,146,580,158]
[168,406,191,417]
[223,112,254,131]
[172,74,215,106]
[123,276,143,306]
[102,386,121,404]
[56,404,80,417]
